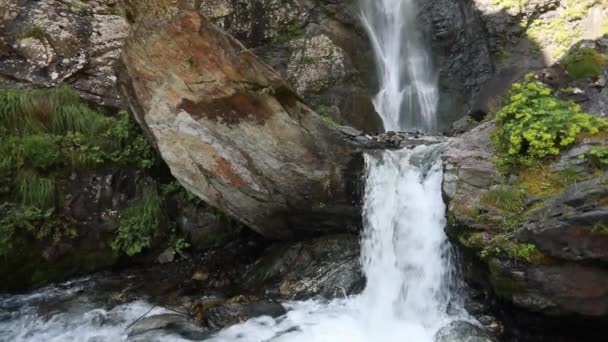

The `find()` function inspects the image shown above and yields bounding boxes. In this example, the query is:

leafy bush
[585,145,608,169]
[563,48,608,80]
[492,75,608,170]
[112,188,162,256]
[0,203,76,257]
[0,86,160,259]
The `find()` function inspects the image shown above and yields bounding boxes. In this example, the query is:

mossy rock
[563,48,608,80]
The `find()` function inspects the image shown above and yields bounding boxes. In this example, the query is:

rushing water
[0,0,464,341]
[360,0,439,132]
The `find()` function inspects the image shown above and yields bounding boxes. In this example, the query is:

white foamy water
[206,146,459,342]
[0,280,189,342]
[361,0,439,132]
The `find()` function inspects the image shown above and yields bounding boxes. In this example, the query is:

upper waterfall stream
[0,0,469,341]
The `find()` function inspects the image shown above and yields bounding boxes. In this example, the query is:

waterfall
[0,1,465,341]
[360,0,439,133]
[205,146,459,342]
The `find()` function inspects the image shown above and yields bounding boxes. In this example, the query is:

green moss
[479,234,548,264]
[492,75,608,171]
[316,105,338,127]
[111,188,162,256]
[488,258,527,298]
[563,48,608,80]
[21,26,48,41]
[272,26,305,45]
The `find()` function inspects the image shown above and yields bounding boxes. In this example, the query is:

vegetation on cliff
[491,74,608,171]
[0,86,168,288]
[563,47,608,79]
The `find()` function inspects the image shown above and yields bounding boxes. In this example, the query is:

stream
[0,0,477,341]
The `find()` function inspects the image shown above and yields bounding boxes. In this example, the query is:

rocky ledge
[443,37,608,338]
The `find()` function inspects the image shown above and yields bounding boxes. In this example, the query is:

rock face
[444,123,608,317]
[443,49,608,319]
[0,0,129,108]
[120,11,364,238]
[121,0,383,132]
[416,0,494,130]
[195,0,383,132]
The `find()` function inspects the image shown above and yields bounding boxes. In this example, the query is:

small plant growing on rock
[492,75,608,170]
[584,145,608,169]
[112,188,162,256]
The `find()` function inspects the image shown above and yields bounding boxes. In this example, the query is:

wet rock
[242,234,364,299]
[416,0,494,130]
[119,10,364,238]
[435,321,497,342]
[157,247,176,264]
[205,300,286,330]
[126,313,206,340]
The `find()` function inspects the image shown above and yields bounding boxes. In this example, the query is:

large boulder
[122,0,383,132]
[119,11,364,238]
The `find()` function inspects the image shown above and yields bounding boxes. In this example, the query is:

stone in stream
[126,313,208,340]
[435,321,497,342]
[190,296,286,330]
[241,234,365,300]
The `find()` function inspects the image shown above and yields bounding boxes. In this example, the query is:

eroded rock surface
[120,11,364,238]
[0,0,129,108]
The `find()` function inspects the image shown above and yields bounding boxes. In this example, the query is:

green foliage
[585,145,608,169]
[112,188,162,256]
[0,86,160,260]
[16,173,56,209]
[492,75,608,170]
[0,85,112,136]
[0,203,76,257]
[563,48,608,80]
[480,184,526,214]
[478,234,547,264]
[171,236,190,255]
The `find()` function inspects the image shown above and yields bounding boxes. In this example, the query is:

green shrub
[585,145,608,169]
[492,75,608,170]
[20,134,60,169]
[563,48,608,80]
[0,203,76,257]
[112,188,162,256]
